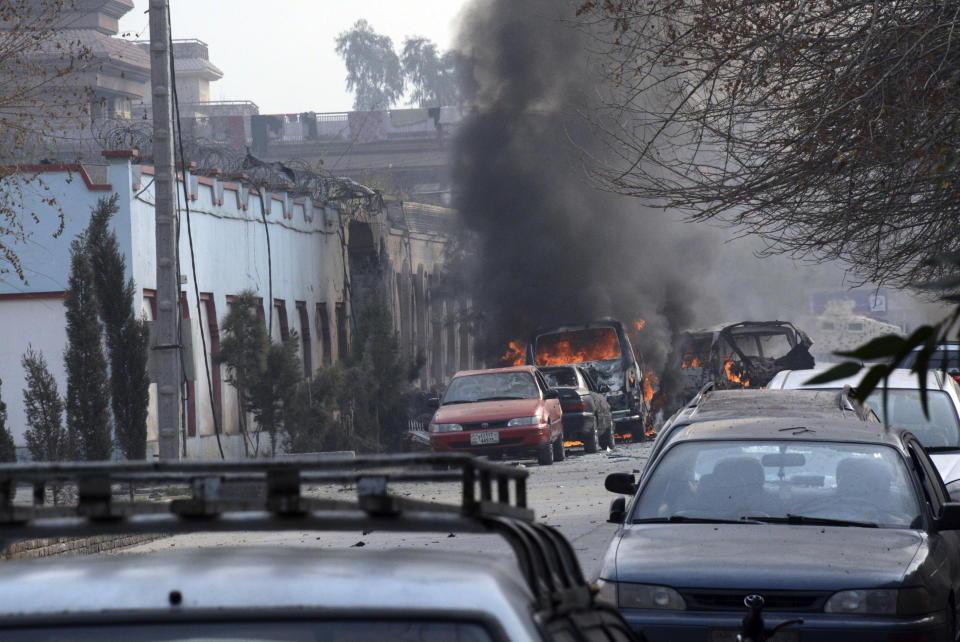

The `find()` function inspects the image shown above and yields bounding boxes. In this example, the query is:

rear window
[535,328,621,366]
[901,349,960,372]
[866,389,960,448]
[442,372,540,404]
[543,368,577,387]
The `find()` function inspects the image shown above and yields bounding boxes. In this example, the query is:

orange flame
[634,319,646,331]
[724,359,751,386]
[535,328,620,366]
[498,340,526,367]
[643,370,659,403]
[564,440,584,447]
[681,353,701,368]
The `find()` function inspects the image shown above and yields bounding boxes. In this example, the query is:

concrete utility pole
[149,0,181,460]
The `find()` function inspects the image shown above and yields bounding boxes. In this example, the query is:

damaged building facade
[0,153,473,459]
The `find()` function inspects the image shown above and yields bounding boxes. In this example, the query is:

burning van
[525,320,649,436]
[679,321,815,402]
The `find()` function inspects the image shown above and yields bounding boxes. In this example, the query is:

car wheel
[553,435,566,461]
[537,443,554,466]
[584,427,599,454]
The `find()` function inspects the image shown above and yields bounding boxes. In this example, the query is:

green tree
[335,19,404,110]
[21,346,69,462]
[86,194,150,460]
[217,291,301,456]
[64,235,112,460]
[400,37,462,108]
[0,376,16,462]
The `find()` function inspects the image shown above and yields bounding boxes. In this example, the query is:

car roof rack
[0,453,597,617]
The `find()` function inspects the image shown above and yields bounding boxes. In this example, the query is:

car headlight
[507,416,540,426]
[429,423,462,433]
[594,578,617,605]
[824,588,930,615]
[615,582,686,610]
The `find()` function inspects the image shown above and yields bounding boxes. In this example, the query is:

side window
[535,371,550,393]
[907,440,945,514]
[579,368,594,392]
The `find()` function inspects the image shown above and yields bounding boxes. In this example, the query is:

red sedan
[429,366,565,465]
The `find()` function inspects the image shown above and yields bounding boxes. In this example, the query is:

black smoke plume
[449,0,713,408]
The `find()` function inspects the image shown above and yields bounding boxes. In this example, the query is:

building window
[181,292,196,438]
[317,302,332,365]
[142,288,158,320]
[335,301,348,362]
[296,301,312,377]
[273,299,290,342]
[199,293,222,430]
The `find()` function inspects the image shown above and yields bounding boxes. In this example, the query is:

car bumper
[621,608,951,642]
[562,412,596,437]
[612,410,640,424]
[429,425,550,454]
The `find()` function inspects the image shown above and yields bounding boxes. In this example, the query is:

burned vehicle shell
[526,320,648,434]
[678,321,814,403]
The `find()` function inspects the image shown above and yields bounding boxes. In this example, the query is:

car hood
[611,524,925,589]
[434,399,541,424]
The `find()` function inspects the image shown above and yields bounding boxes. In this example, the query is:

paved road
[120,442,653,580]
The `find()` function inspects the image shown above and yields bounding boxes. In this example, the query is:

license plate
[470,431,500,445]
[711,629,798,642]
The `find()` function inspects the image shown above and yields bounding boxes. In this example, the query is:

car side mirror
[544,389,560,400]
[937,503,960,530]
[605,472,637,495]
[426,396,440,410]
[608,497,626,523]
[598,384,610,393]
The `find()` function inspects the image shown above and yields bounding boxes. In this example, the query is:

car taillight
[562,401,586,412]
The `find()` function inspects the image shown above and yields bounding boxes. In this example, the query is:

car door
[536,369,563,439]
[906,437,960,628]
[581,367,612,430]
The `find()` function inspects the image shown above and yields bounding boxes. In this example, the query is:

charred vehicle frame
[526,320,649,439]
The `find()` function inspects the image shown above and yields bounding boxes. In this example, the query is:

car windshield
[543,368,577,387]
[863,390,960,448]
[534,328,621,366]
[633,439,921,528]
[442,372,540,403]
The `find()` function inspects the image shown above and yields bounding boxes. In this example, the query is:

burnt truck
[525,320,649,438]
[678,321,815,403]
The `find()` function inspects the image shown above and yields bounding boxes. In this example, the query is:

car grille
[461,421,509,431]
[449,437,525,448]
[680,589,827,612]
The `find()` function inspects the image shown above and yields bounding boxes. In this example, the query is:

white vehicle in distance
[767,367,960,482]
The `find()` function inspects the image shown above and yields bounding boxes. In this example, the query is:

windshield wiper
[743,514,878,528]
[632,515,762,525]
[474,396,525,402]
[440,400,474,405]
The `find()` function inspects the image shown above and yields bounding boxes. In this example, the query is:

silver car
[0,455,636,642]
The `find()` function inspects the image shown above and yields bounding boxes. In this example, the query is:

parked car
[526,320,649,439]
[541,365,615,452]
[429,366,565,465]
[0,455,638,641]
[768,367,960,482]
[901,342,960,383]
[646,387,880,471]
[599,417,960,641]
